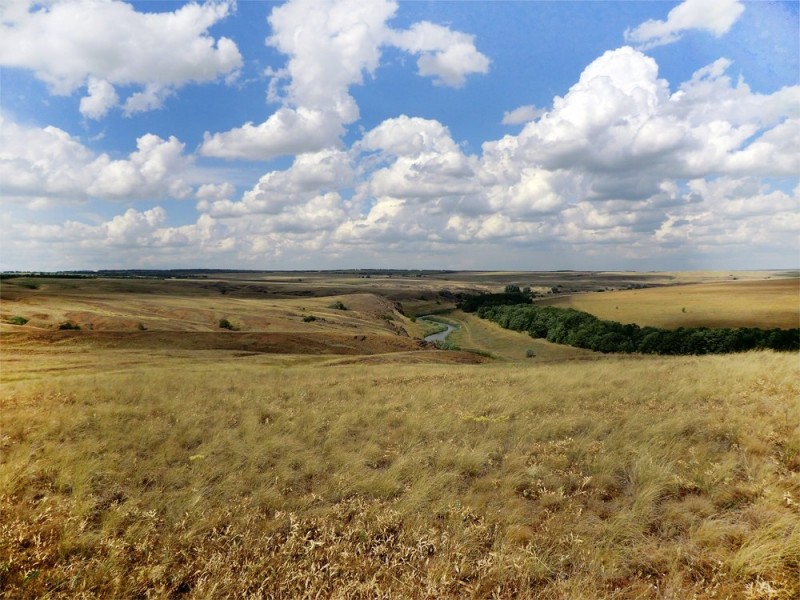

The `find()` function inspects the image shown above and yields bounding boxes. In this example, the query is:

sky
[1,0,798,271]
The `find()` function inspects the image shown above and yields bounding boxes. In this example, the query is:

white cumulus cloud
[625,0,745,50]
[501,105,546,126]
[0,116,194,203]
[201,0,490,160]
[390,21,490,87]
[79,77,119,119]
[0,0,242,114]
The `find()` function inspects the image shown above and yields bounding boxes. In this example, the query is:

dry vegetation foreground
[2,352,799,599]
[1,273,799,598]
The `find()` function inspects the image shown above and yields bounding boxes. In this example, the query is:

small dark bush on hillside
[58,321,80,330]
[8,316,29,325]
[218,318,237,330]
[328,301,348,310]
[303,315,317,322]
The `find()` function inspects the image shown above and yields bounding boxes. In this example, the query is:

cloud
[196,182,236,204]
[0,0,242,114]
[201,0,490,160]
[0,116,194,203]
[200,107,346,161]
[0,115,96,200]
[79,78,119,119]
[625,0,745,50]
[87,134,193,200]
[483,47,799,182]
[389,21,490,87]
[654,179,800,249]
[200,149,352,221]
[361,115,460,157]
[501,105,546,126]
[122,84,176,116]
[10,207,236,269]
[201,0,396,160]
[327,47,799,257]
[8,41,798,270]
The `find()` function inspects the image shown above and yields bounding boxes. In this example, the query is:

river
[419,316,456,343]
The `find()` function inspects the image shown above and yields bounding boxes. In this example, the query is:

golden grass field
[1,273,799,599]
[541,279,800,330]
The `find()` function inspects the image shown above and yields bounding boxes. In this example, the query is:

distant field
[541,279,800,329]
[1,272,799,598]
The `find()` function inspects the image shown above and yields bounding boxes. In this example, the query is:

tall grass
[2,352,798,598]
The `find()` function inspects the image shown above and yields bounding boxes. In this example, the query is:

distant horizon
[2,0,798,271]
[3,267,799,275]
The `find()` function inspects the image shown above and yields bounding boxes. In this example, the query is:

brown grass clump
[1,351,798,598]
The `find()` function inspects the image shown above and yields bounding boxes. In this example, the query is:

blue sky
[1,0,798,271]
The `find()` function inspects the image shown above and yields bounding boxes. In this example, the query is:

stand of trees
[466,300,799,355]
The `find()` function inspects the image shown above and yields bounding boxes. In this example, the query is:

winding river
[419,316,457,343]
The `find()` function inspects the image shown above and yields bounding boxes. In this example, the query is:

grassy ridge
[2,353,798,598]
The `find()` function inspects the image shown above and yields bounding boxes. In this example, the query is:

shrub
[303,315,317,322]
[526,348,536,358]
[328,301,348,310]
[137,322,147,331]
[58,321,80,330]
[7,316,28,326]
[218,318,237,330]
[434,340,459,351]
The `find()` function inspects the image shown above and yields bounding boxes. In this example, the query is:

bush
[58,321,80,330]
[137,322,147,331]
[7,316,28,326]
[218,318,237,330]
[328,301,348,310]
[303,315,317,322]
[526,348,536,358]
[434,340,459,351]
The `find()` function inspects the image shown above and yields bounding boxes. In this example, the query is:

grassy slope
[1,353,798,599]
[540,279,800,329]
[446,310,594,361]
[2,274,799,598]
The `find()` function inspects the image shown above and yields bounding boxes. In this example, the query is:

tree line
[460,296,799,354]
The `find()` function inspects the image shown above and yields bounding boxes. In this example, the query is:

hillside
[1,273,799,598]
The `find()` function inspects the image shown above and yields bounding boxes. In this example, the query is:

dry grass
[1,349,798,598]
[542,279,800,329]
[2,274,798,598]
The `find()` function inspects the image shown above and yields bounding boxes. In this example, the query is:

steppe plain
[1,270,798,598]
